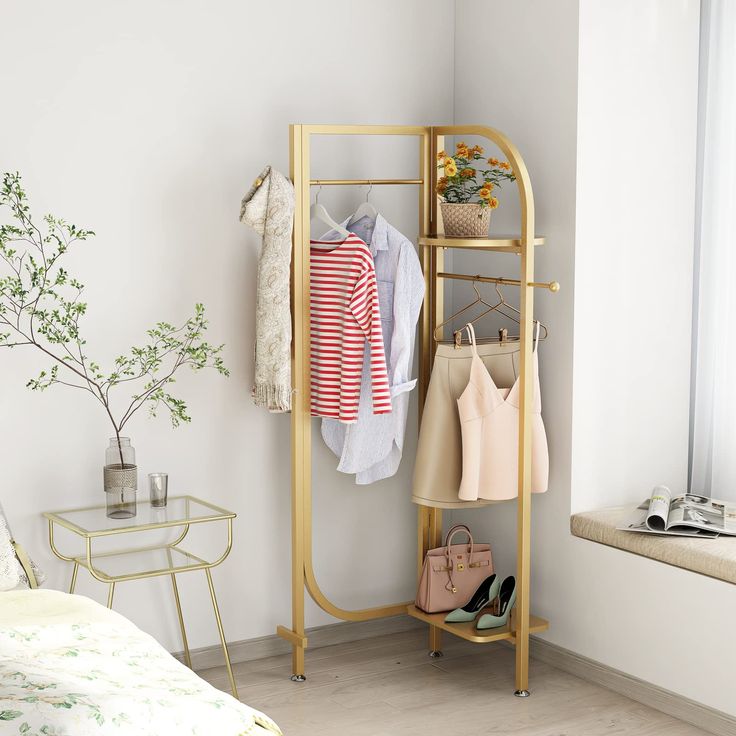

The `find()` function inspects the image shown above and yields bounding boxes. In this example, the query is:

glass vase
[104,437,137,519]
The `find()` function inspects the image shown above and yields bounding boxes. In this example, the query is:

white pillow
[0,503,45,590]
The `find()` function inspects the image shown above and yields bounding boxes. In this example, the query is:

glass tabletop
[43,495,235,536]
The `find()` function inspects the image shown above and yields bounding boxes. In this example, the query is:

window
[689,0,736,501]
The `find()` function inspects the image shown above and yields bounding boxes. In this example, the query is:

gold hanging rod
[309,178,423,186]
[437,271,560,292]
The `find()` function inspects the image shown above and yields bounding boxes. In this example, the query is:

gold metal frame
[279,124,555,695]
[44,495,239,699]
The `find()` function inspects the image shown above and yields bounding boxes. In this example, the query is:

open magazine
[618,485,736,538]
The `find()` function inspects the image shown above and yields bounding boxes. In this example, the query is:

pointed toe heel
[476,575,516,630]
[444,574,499,623]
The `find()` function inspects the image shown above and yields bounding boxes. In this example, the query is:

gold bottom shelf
[407,604,549,644]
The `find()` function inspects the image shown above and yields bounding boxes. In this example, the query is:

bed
[0,589,281,736]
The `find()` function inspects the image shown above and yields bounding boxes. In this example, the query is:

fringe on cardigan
[252,382,292,413]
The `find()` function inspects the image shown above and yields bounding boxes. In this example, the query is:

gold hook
[366,181,373,201]
[315,183,323,205]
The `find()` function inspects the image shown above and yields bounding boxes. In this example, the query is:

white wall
[0,0,454,651]
[452,0,736,717]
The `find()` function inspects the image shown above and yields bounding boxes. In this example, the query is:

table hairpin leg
[107,582,116,609]
[69,561,79,594]
[171,574,192,668]
[205,568,238,700]
[166,547,192,669]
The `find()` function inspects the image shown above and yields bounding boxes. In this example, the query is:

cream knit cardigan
[240,166,294,412]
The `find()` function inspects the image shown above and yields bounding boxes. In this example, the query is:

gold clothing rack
[278,124,557,696]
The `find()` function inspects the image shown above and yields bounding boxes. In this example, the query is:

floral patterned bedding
[0,589,281,736]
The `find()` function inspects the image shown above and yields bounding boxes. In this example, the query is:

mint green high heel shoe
[444,574,500,623]
[476,576,516,630]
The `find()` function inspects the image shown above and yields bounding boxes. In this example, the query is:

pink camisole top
[456,322,549,502]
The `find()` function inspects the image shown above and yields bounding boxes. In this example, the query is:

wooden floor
[198,630,710,736]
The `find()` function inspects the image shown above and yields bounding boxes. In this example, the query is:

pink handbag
[415,524,493,613]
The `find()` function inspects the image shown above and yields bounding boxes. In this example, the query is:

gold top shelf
[418,234,545,252]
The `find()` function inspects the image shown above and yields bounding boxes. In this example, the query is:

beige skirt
[412,341,521,509]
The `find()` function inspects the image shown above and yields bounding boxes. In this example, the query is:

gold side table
[43,495,239,699]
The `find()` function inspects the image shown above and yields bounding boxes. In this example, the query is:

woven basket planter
[440,202,491,238]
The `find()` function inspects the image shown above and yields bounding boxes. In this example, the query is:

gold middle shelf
[406,604,549,645]
[418,234,546,253]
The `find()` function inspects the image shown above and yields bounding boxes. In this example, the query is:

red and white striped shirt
[310,234,392,423]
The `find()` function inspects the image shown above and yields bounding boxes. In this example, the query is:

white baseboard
[173,614,422,671]
[527,636,736,736]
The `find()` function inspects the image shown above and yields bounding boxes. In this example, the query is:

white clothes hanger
[310,184,350,239]
[348,181,378,226]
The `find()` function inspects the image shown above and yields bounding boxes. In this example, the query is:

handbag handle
[443,524,471,547]
[444,524,475,565]
[440,524,475,595]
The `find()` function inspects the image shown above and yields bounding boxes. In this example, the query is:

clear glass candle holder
[149,473,168,508]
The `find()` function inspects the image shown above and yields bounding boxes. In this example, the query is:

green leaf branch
[0,172,229,464]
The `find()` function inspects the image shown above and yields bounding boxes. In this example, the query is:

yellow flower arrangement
[443,157,458,177]
[436,142,515,208]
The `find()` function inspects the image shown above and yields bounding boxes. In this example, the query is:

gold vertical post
[418,241,433,419]
[289,123,308,680]
[430,131,444,240]
[106,582,115,609]
[427,240,444,657]
[417,129,433,580]
[514,170,535,698]
[427,507,443,655]
[418,129,432,402]
[429,132,444,349]
[430,245,445,364]
[205,568,239,700]
[426,128,445,655]
[416,236,433,587]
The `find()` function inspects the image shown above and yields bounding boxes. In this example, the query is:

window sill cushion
[570,506,736,584]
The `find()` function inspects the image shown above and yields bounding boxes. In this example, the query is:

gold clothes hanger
[460,282,549,343]
[434,281,549,345]
[433,281,496,342]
